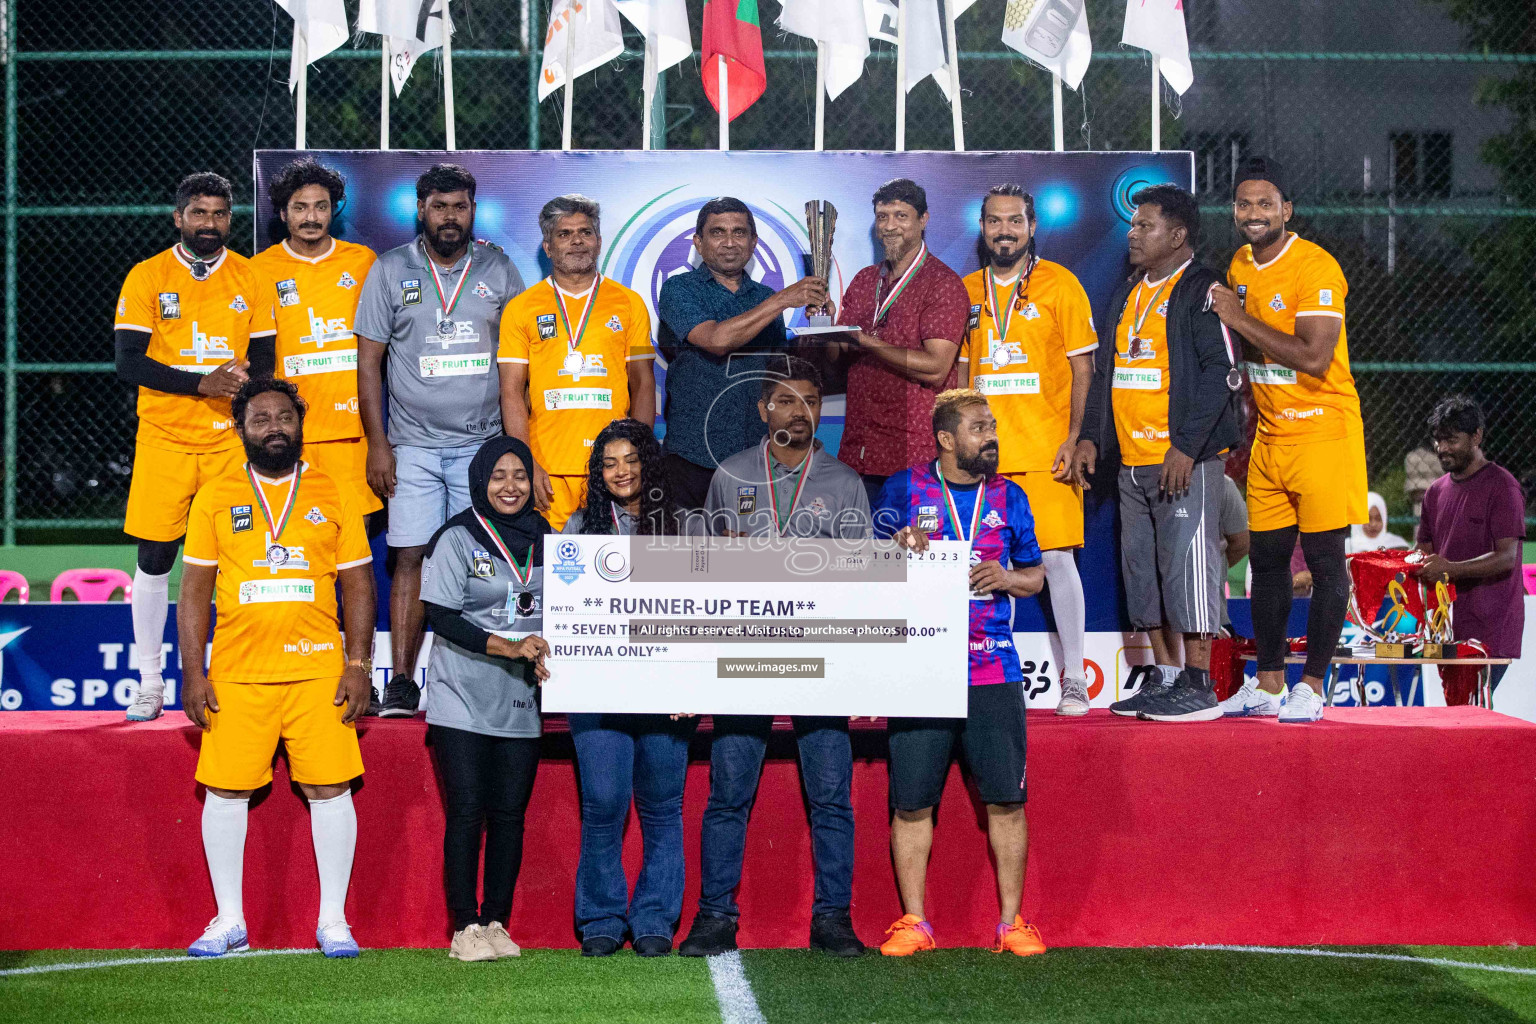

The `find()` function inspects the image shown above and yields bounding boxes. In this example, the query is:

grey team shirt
[421,523,543,739]
[354,237,525,449]
[705,439,872,539]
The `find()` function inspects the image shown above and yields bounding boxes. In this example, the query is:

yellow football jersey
[959,259,1097,473]
[497,276,655,476]
[183,461,372,684]
[251,239,377,443]
[115,246,276,453]
[1111,266,1187,467]
[1227,234,1361,444]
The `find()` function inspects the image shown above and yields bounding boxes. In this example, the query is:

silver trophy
[804,200,838,328]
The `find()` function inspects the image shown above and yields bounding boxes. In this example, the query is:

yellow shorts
[1247,429,1368,533]
[1003,471,1084,550]
[125,443,242,543]
[195,676,364,791]
[546,475,588,532]
[303,437,383,515]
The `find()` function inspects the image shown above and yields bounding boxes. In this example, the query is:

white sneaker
[125,684,164,722]
[1278,683,1325,724]
[1055,677,1090,717]
[1218,679,1284,718]
[316,920,360,958]
[450,923,498,962]
[187,916,248,957]
[483,921,521,958]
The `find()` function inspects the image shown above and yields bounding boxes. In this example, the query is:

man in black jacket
[1072,185,1240,722]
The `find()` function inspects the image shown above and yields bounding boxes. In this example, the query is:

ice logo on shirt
[551,540,587,585]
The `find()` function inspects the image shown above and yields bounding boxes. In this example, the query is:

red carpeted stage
[3,708,1535,951]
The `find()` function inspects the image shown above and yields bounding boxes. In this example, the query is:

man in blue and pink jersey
[870,389,1047,958]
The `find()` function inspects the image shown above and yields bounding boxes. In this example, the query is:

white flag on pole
[1121,0,1192,94]
[540,0,625,101]
[275,0,349,92]
[779,0,869,101]
[865,0,970,98]
[1001,0,1092,90]
[358,0,453,96]
[614,0,692,74]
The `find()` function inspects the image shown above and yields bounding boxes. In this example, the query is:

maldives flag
[702,0,767,120]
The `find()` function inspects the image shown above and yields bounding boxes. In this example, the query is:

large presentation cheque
[541,536,972,717]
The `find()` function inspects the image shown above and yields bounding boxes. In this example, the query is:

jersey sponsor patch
[917,504,940,533]
[1244,360,1298,386]
[229,294,248,313]
[1319,288,1334,306]
[238,578,316,604]
[1022,302,1041,321]
[230,505,253,533]
[968,303,982,331]
[975,372,1040,396]
[472,549,494,578]
[982,509,1005,529]
[1155,301,1168,317]
[158,292,181,319]
[284,350,356,377]
[1112,367,1163,390]
[401,279,422,305]
[472,280,492,299]
[737,486,757,514]
[337,271,358,289]
[537,313,558,340]
[1270,293,1286,311]
[304,506,327,525]
[605,315,623,333]
[276,278,300,306]
[420,353,491,378]
[543,387,612,410]
[117,296,127,316]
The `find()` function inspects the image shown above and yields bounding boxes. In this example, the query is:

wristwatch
[347,657,373,673]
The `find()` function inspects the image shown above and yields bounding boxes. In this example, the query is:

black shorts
[887,680,1027,811]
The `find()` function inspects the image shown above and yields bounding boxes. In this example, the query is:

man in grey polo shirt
[355,163,525,716]
[680,358,869,959]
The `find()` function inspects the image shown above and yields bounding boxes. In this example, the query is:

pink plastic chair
[0,571,29,603]
[1522,564,1536,596]
[51,568,132,603]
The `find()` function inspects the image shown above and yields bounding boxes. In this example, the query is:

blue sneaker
[187,917,248,957]
[317,921,360,958]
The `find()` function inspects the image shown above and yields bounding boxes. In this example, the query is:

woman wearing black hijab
[421,436,552,962]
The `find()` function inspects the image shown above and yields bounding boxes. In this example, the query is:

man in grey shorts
[355,164,525,716]
[1072,184,1241,722]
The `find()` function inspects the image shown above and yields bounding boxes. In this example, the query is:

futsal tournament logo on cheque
[552,540,586,585]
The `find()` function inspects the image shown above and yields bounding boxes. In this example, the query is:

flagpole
[294,31,308,150]
[814,43,827,152]
[443,4,457,150]
[379,38,390,150]
[1052,73,1064,151]
[562,10,575,151]
[718,58,729,151]
[943,0,963,152]
[642,31,657,151]
[894,1,907,153]
[1151,57,1161,152]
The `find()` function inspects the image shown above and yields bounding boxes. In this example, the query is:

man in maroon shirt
[834,178,971,503]
[1416,394,1526,694]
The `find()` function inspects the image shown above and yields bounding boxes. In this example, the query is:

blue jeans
[386,443,479,548]
[568,713,696,942]
[698,716,854,920]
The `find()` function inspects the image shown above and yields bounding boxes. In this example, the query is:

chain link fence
[5,0,1533,539]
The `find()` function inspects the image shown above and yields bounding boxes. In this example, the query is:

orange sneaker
[879,914,936,956]
[992,916,1046,957]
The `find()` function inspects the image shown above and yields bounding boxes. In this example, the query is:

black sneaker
[809,911,866,958]
[678,913,738,957]
[1110,666,1170,717]
[1137,671,1222,722]
[378,674,420,718]
[581,934,621,957]
[633,935,673,957]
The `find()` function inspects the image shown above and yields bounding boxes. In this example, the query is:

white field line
[0,948,316,977]
[706,949,768,1024]
[1182,944,1536,977]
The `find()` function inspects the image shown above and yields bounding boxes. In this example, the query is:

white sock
[1041,549,1086,682]
[310,791,357,926]
[202,793,249,925]
[1157,665,1181,685]
[131,569,170,690]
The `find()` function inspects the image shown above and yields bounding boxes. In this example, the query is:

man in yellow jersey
[1073,185,1241,723]
[252,158,380,525]
[498,194,657,529]
[115,172,277,722]
[959,184,1097,716]
[179,378,375,959]
[1208,157,1368,724]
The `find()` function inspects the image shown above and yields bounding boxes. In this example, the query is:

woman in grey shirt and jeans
[421,436,551,962]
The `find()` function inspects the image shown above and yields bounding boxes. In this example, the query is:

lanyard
[247,463,302,546]
[936,464,983,543]
[764,444,814,536]
[983,260,1033,342]
[1129,259,1190,340]
[552,276,602,354]
[610,502,624,533]
[473,510,532,587]
[874,242,928,324]
[427,250,473,320]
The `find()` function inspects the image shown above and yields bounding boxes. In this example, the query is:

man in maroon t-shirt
[1416,395,1526,693]
[834,178,970,503]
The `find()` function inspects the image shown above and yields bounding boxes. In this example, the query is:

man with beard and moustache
[1071,185,1240,724]
[872,390,1047,957]
[1414,396,1525,699]
[177,377,376,958]
[253,159,380,524]
[115,171,278,722]
[498,194,656,530]
[959,184,1098,716]
[833,178,970,506]
[1207,158,1367,723]
[656,197,829,509]
[678,359,869,959]
[355,164,524,717]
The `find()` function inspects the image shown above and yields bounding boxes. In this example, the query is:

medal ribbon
[764,443,814,537]
[936,464,984,543]
[246,462,303,548]
[1129,258,1191,342]
[610,502,624,533]
[427,251,474,320]
[553,276,602,357]
[983,259,1033,345]
[474,510,532,587]
[874,242,929,324]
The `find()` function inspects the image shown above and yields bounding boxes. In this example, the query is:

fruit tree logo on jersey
[551,540,586,584]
